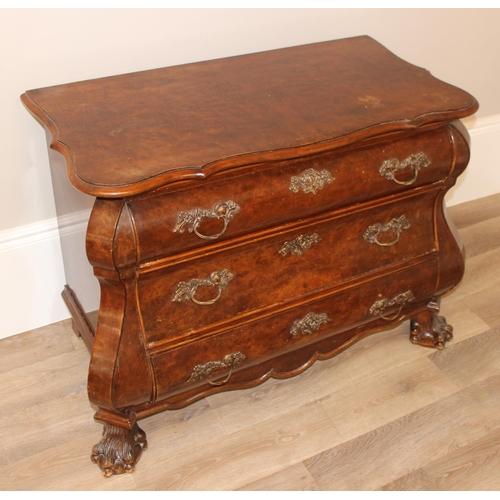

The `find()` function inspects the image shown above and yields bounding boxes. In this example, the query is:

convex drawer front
[130,127,452,263]
[150,258,438,400]
[138,189,438,346]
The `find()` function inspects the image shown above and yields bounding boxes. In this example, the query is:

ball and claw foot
[410,312,453,350]
[91,421,147,477]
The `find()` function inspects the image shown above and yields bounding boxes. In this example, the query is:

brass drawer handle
[363,215,410,247]
[172,269,234,306]
[279,233,321,256]
[187,352,246,386]
[289,168,334,194]
[379,152,430,186]
[290,312,331,336]
[369,290,415,321]
[173,200,241,240]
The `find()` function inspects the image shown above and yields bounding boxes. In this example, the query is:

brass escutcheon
[290,312,331,336]
[279,233,321,256]
[379,152,430,186]
[289,168,334,194]
[173,200,240,240]
[187,352,246,386]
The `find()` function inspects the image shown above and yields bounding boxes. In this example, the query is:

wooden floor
[1,193,500,491]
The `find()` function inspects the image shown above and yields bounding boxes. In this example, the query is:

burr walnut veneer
[22,36,478,477]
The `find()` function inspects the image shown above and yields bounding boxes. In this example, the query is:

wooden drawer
[138,189,438,346]
[151,257,439,400]
[130,126,452,263]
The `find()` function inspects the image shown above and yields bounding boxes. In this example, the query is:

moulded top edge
[21,36,479,198]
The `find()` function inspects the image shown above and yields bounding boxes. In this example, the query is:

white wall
[1,8,500,339]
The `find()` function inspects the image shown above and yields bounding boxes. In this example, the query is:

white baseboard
[2,115,499,340]
[0,211,90,340]
[446,114,500,206]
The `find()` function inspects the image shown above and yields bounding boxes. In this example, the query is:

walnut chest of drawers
[22,36,478,477]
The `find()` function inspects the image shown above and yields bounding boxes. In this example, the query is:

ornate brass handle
[290,312,331,336]
[173,200,241,240]
[369,290,415,321]
[279,233,321,256]
[172,269,234,306]
[363,215,410,247]
[289,168,334,194]
[187,352,246,386]
[379,152,430,186]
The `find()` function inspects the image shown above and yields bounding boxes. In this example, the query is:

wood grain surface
[21,36,478,197]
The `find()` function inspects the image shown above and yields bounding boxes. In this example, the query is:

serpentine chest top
[22,36,478,477]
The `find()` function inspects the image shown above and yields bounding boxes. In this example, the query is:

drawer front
[151,258,438,400]
[138,190,438,346]
[130,127,452,263]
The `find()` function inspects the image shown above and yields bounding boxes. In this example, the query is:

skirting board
[446,114,500,207]
[1,115,499,340]
[0,210,90,340]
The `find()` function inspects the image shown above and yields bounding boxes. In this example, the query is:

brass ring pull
[194,221,227,240]
[379,152,430,186]
[191,286,222,306]
[369,290,415,321]
[207,370,233,387]
[172,269,234,306]
[173,200,241,240]
[187,352,246,386]
[379,305,403,321]
[363,215,410,247]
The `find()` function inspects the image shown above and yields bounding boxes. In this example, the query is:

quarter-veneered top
[22,35,478,198]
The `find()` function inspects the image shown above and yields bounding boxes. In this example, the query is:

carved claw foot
[410,298,453,350]
[91,422,147,477]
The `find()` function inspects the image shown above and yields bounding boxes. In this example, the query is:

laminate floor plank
[237,462,318,491]
[0,348,89,419]
[381,404,500,491]
[448,193,500,230]
[428,326,500,390]
[303,377,500,490]
[0,437,138,491]
[134,398,230,471]
[0,444,8,467]
[377,468,439,491]
[458,281,500,329]
[321,356,459,442]
[454,216,500,258]
[420,427,500,491]
[132,401,342,491]
[450,247,500,301]
[0,390,94,465]
[0,319,76,375]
